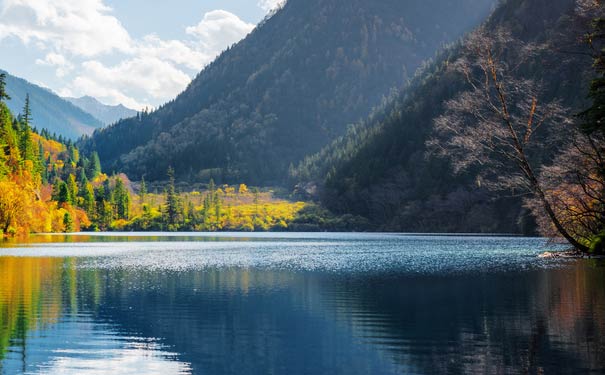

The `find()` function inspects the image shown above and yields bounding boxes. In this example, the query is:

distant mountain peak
[66,96,137,125]
[1,70,104,139]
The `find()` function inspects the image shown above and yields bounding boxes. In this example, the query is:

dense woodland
[0,76,361,237]
[292,0,604,245]
[80,0,495,184]
[0,0,603,254]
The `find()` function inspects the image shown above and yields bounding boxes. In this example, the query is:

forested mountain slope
[66,96,136,126]
[2,71,104,139]
[82,0,495,184]
[292,0,594,233]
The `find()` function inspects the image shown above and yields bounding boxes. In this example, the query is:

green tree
[56,181,71,206]
[94,186,112,230]
[139,176,147,203]
[87,152,102,179]
[19,94,35,163]
[80,182,95,214]
[0,73,10,103]
[66,174,78,205]
[164,167,182,229]
[113,178,130,220]
[63,212,74,232]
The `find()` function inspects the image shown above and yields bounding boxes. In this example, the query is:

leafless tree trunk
[526,132,605,244]
[430,29,590,252]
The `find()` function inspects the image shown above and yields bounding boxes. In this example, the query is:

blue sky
[0,0,281,110]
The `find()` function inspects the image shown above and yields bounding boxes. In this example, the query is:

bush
[589,233,605,255]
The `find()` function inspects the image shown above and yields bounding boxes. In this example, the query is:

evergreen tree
[19,94,35,162]
[78,168,88,187]
[139,176,147,203]
[80,182,95,214]
[66,174,78,205]
[63,212,74,232]
[102,179,112,201]
[113,178,130,220]
[0,73,10,103]
[56,181,71,206]
[87,151,102,179]
[164,167,181,228]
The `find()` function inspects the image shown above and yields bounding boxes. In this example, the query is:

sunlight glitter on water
[0,234,602,375]
[0,233,567,274]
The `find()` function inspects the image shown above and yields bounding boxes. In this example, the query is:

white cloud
[186,10,255,53]
[258,0,285,12]
[68,58,192,110]
[35,52,74,77]
[0,2,256,109]
[135,34,208,71]
[0,0,131,57]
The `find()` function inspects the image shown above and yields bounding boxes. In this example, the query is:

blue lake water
[0,233,603,374]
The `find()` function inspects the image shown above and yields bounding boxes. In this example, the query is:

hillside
[292,0,594,233]
[81,0,496,184]
[66,96,137,125]
[2,71,104,139]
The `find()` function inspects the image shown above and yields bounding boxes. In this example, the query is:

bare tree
[525,132,605,245]
[430,28,590,251]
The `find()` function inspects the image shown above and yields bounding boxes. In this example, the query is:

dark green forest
[80,0,495,185]
[291,0,597,234]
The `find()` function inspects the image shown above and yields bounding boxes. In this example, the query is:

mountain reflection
[0,256,604,374]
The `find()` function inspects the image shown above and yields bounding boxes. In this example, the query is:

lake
[0,233,603,374]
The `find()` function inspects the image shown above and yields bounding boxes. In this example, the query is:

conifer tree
[139,176,147,203]
[164,167,181,228]
[88,152,102,179]
[63,212,74,232]
[113,178,130,220]
[0,73,10,103]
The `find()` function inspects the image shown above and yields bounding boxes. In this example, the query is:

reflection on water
[0,234,604,374]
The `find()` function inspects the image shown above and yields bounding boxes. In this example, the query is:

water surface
[0,233,603,374]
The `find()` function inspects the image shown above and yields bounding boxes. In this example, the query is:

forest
[79,0,496,184]
[292,0,605,253]
[0,76,366,237]
[0,0,603,255]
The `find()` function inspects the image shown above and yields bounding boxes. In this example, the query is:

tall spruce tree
[164,167,181,228]
[19,94,34,162]
[0,73,10,103]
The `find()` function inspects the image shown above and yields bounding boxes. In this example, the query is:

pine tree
[63,212,74,232]
[80,182,95,214]
[19,94,34,162]
[87,151,102,179]
[78,168,88,187]
[113,178,130,220]
[164,167,182,229]
[0,73,10,103]
[66,174,78,205]
[56,181,71,206]
[139,176,147,203]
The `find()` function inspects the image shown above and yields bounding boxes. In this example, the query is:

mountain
[66,96,137,125]
[2,71,104,139]
[81,0,496,184]
[292,0,594,233]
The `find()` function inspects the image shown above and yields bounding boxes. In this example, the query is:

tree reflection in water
[0,255,603,374]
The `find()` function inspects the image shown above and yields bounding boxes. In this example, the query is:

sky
[0,0,283,110]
